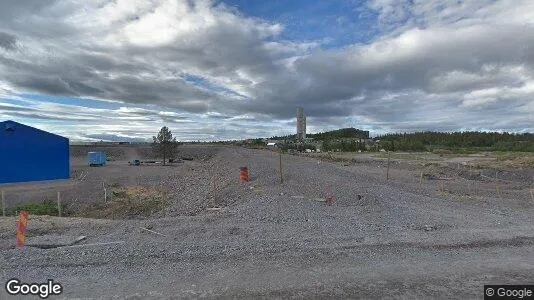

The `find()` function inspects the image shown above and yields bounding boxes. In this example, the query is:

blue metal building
[0,120,70,184]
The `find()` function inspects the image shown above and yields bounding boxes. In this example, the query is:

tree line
[151,126,534,156]
[270,127,369,141]
[378,131,534,152]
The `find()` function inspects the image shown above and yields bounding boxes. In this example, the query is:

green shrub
[12,199,65,216]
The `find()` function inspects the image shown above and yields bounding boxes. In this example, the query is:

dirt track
[1,146,533,299]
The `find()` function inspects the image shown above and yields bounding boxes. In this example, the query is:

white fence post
[57,191,62,217]
[103,181,107,202]
[1,190,5,217]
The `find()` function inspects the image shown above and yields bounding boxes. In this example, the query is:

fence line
[0,173,174,217]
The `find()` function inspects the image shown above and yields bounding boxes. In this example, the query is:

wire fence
[1,151,533,217]
[300,151,534,203]
[414,161,534,201]
[0,173,173,217]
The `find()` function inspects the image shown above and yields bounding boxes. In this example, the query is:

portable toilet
[88,151,107,166]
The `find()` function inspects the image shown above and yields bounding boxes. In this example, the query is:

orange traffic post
[240,167,249,183]
[16,211,29,248]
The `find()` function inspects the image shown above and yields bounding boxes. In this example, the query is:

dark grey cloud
[0,32,18,51]
[0,104,35,113]
[85,134,146,142]
[0,0,57,20]
[1,111,97,122]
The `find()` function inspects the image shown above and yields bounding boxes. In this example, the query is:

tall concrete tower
[297,107,306,143]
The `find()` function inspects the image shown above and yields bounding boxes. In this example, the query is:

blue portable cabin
[0,120,70,184]
[88,151,107,166]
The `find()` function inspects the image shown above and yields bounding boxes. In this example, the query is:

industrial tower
[297,107,306,143]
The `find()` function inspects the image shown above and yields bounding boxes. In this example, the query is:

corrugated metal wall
[0,121,70,184]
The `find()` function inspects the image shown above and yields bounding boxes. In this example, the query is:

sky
[0,0,533,142]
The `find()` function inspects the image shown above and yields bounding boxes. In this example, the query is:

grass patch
[76,186,170,219]
[8,199,66,216]
[494,152,534,168]
[373,152,430,160]
[109,182,122,188]
[496,151,530,161]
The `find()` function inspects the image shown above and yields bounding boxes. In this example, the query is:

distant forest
[378,131,534,152]
[270,128,534,152]
[270,128,369,141]
[211,128,534,152]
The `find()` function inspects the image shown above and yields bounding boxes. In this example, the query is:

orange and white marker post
[240,167,249,183]
[16,211,29,248]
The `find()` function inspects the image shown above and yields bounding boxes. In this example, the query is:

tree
[152,126,179,165]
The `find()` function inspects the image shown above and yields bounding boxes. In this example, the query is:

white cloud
[0,0,533,139]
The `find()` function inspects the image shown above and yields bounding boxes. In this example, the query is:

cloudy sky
[0,0,533,141]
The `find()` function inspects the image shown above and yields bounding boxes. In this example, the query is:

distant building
[266,142,277,149]
[266,139,284,148]
[297,107,306,143]
[0,120,70,184]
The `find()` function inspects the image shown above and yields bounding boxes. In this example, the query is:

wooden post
[468,163,472,180]
[57,191,62,217]
[467,181,471,195]
[1,190,5,217]
[386,151,391,180]
[212,180,216,203]
[419,171,423,187]
[103,181,107,202]
[495,171,500,198]
[279,149,283,184]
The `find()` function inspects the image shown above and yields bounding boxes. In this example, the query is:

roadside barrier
[240,167,249,182]
[16,211,29,248]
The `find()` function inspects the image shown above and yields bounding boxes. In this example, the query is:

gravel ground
[1,146,533,299]
[0,145,224,212]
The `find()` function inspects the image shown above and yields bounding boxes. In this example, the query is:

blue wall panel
[0,121,70,184]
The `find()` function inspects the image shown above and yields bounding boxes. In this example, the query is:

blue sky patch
[220,0,381,48]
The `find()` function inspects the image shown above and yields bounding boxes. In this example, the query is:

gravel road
[1,146,533,299]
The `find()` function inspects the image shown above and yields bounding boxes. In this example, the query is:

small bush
[12,199,65,216]
[77,187,170,219]
[109,182,122,188]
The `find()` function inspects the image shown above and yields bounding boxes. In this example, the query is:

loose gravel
[1,146,533,299]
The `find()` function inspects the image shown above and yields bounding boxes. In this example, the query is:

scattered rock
[423,173,437,180]
[25,235,87,249]
[424,225,437,231]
